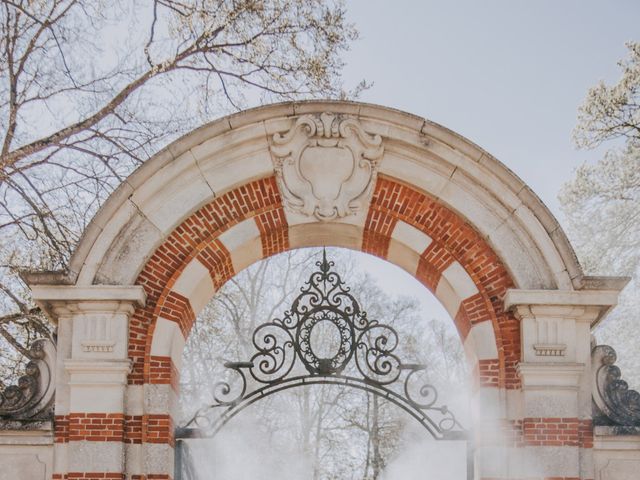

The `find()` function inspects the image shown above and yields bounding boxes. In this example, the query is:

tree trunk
[371,394,382,480]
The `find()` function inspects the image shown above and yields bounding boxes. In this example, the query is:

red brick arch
[131,173,518,386]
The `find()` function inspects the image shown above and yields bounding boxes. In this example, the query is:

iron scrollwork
[181,250,465,440]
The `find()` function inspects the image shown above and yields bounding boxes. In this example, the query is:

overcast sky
[335,0,639,316]
[342,0,639,215]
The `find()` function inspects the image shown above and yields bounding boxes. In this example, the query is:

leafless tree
[0,0,363,383]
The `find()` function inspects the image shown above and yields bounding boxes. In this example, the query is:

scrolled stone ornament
[0,338,56,420]
[592,344,640,426]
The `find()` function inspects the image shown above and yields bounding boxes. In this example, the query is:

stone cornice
[504,288,626,326]
[30,285,146,322]
[517,362,584,390]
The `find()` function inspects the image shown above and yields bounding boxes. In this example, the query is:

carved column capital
[30,285,146,321]
[30,285,146,361]
[504,289,622,363]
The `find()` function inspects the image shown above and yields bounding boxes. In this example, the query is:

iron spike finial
[320,247,330,273]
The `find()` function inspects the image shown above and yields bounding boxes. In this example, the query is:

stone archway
[26,101,627,479]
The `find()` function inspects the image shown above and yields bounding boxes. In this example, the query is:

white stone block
[386,239,420,276]
[76,199,139,285]
[144,443,174,475]
[464,321,498,360]
[71,311,129,360]
[52,442,67,475]
[378,150,452,199]
[475,445,508,478]
[282,206,368,229]
[229,236,263,274]
[95,211,164,286]
[125,443,143,477]
[68,441,124,472]
[0,452,49,480]
[172,259,215,316]
[55,317,72,415]
[150,317,181,358]
[510,445,579,478]
[391,220,432,254]
[130,150,214,234]
[441,261,478,300]
[522,388,579,418]
[218,218,263,273]
[68,384,125,413]
[191,122,267,163]
[144,383,177,417]
[434,276,460,318]
[471,386,503,420]
[288,223,363,250]
[218,218,260,253]
[126,385,144,416]
[65,360,129,413]
[513,204,572,289]
[439,171,508,236]
[598,459,640,480]
[171,330,186,372]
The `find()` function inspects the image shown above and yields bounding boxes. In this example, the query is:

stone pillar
[31,286,146,480]
[504,288,621,480]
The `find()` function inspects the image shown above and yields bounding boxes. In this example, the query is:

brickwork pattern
[67,413,124,442]
[366,177,519,388]
[129,177,282,386]
[521,418,582,447]
[54,414,69,443]
[67,474,125,480]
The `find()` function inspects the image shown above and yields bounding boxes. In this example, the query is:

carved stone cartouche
[270,112,384,221]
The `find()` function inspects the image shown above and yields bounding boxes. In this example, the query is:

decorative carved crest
[592,344,640,427]
[270,112,384,221]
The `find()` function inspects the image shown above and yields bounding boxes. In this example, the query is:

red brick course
[366,176,519,388]
[66,474,125,480]
[522,418,581,447]
[477,359,501,388]
[146,355,180,392]
[54,414,69,443]
[55,475,126,480]
[256,207,290,257]
[362,208,397,257]
[475,417,595,449]
[579,419,594,448]
[130,177,282,386]
[158,291,195,338]
[67,413,124,442]
[144,413,174,446]
[125,415,143,444]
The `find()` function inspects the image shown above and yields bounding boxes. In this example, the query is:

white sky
[342,0,638,215]
[334,0,640,313]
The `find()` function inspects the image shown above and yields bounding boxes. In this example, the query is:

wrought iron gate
[175,250,474,479]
